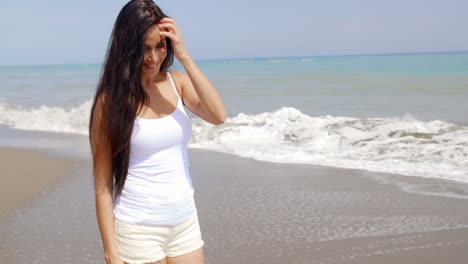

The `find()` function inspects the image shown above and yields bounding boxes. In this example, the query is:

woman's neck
[141,71,166,87]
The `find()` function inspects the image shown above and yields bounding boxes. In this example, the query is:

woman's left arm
[159,18,227,125]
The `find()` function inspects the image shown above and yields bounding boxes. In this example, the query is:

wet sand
[0,147,77,219]
[1,147,468,263]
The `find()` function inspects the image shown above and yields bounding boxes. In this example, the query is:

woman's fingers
[159,21,181,43]
[159,18,178,31]
[160,17,176,24]
[159,30,176,40]
[158,17,189,61]
[159,23,177,33]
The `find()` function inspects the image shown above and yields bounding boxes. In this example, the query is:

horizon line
[1,49,467,67]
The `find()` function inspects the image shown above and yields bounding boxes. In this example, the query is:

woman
[89,0,227,263]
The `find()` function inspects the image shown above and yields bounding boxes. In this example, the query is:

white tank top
[113,71,196,226]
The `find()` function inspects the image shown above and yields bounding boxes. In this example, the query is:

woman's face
[141,23,167,79]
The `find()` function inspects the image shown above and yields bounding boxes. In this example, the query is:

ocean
[1,51,467,183]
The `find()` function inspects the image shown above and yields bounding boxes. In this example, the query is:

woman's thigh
[167,247,204,264]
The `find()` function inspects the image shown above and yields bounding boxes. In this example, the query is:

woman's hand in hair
[158,17,190,62]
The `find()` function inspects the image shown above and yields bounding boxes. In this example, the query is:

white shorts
[114,212,204,264]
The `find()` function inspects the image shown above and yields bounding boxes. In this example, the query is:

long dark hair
[89,0,174,200]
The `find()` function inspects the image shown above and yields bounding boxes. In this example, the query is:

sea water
[0,51,467,182]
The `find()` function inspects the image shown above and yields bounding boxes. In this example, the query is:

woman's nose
[148,51,157,62]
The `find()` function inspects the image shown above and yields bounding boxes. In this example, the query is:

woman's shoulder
[168,70,188,82]
[168,70,189,95]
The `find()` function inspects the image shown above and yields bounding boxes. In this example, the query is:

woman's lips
[144,63,158,70]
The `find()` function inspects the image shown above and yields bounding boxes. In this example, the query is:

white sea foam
[190,107,468,183]
[1,100,467,183]
[0,99,92,135]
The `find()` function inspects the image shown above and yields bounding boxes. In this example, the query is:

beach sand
[0,147,78,219]
[1,146,468,263]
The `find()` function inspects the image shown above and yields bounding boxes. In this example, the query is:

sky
[1,0,468,65]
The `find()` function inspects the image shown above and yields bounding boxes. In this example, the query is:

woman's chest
[130,114,192,154]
